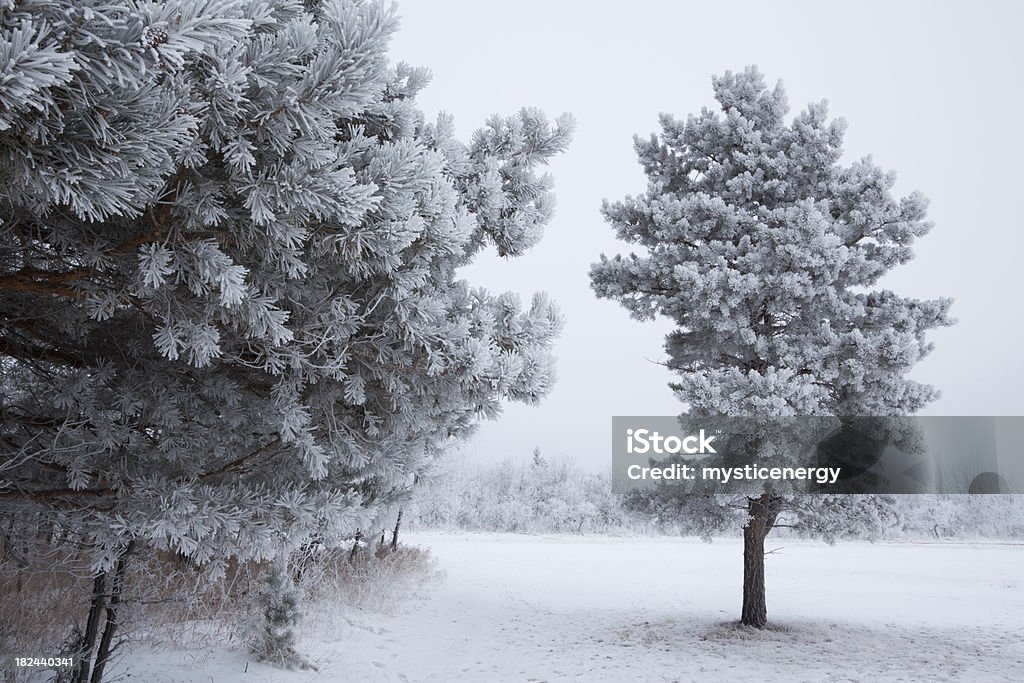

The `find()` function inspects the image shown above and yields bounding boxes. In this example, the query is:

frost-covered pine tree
[253,556,307,669]
[1,0,570,624]
[591,67,952,628]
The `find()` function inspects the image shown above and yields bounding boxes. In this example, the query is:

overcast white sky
[389,0,1024,470]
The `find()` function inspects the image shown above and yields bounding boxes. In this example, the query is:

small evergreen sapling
[253,557,308,669]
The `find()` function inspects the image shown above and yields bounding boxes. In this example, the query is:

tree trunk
[390,509,402,552]
[349,530,362,563]
[90,541,135,683]
[72,572,107,683]
[740,493,781,629]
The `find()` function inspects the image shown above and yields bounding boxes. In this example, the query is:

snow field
[110,534,1024,682]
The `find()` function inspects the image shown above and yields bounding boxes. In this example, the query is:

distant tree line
[409,454,1024,541]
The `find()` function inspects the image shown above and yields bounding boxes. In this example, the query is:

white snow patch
[108,534,1024,682]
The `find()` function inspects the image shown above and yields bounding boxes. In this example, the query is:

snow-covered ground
[113,534,1024,682]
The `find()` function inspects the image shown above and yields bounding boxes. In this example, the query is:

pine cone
[142,26,169,48]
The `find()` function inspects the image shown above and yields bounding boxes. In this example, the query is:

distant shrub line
[408,457,1024,540]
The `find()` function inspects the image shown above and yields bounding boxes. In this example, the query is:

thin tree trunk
[740,493,781,629]
[349,530,362,563]
[390,509,402,552]
[90,541,135,683]
[72,572,107,683]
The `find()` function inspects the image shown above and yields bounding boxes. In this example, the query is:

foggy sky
[389,0,1024,470]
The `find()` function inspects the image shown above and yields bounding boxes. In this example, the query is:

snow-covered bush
[891,495,1024,540]
[409,456,1024,541]
[410,456,642,534]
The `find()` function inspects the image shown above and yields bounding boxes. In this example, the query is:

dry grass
[291,542,443,646]
[0,545,266,680]
[1,538,441,678]
[124,552,268,650]
[298,543,442,613]
[0,546,95,666]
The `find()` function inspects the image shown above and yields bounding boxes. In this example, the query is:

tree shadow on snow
[611,616,1019,679]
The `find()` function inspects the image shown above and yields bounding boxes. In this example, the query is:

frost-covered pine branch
[1,0,572,574]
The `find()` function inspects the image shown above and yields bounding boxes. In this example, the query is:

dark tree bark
[349,530,363,563]
[390,508,402,552]
[72,572,107,683]
[740,493,782,629]
[90,541,135,683]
